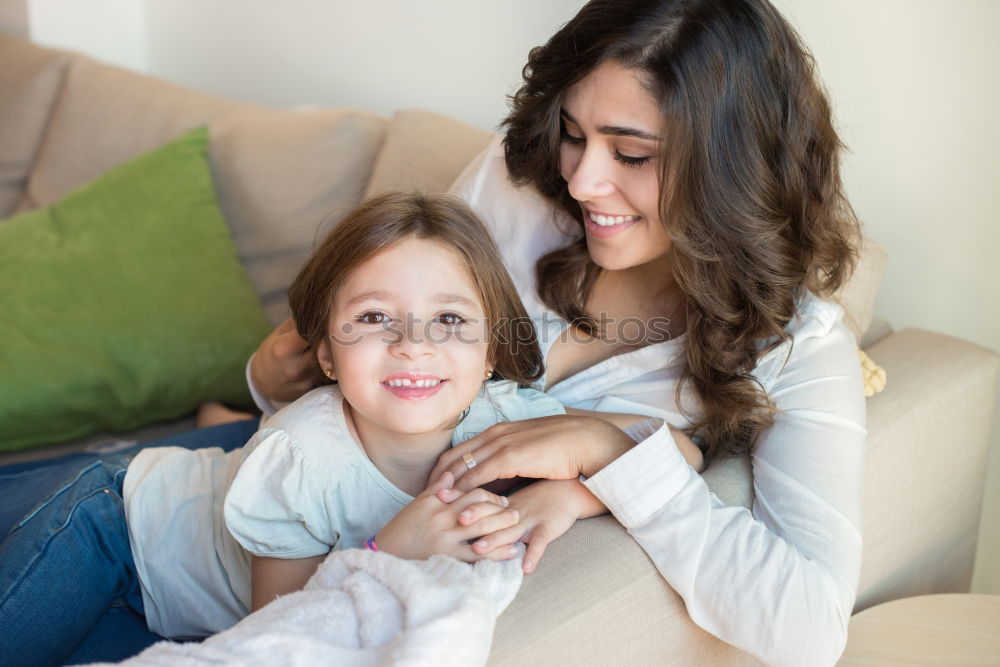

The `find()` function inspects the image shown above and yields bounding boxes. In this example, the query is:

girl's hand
[375,472,521,562]
[250,317,323,403]
[430,414,636,493]
[468,479,606,574]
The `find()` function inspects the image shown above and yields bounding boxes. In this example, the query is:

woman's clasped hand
[431,413,635,491]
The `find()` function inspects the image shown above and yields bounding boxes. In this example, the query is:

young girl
[0,191,703,665]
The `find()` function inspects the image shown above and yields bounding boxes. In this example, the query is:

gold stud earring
[324,368,335,379]
[485,370,493,380]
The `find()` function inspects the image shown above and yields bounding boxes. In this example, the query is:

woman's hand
[430,414,636,493]
[468,479,606,574]
[250,317,324,403]
[375,472,521,562]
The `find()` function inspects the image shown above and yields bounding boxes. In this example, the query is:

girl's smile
[382,373,447,399]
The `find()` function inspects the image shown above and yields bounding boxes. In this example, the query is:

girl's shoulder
[248,385,360,465]
[451,379,566,445]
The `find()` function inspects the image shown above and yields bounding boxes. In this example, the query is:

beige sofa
[2,32,998,665]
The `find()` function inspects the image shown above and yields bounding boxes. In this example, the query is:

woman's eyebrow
[560,109,658,141]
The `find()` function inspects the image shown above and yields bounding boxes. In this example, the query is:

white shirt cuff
[246,354,279,417]
[583,421,693,529]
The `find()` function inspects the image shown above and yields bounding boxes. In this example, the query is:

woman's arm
[565,407,704,472]
[250,554,326,612]
[248,317,323,411]
[582,319,865,667]
[432,316,865,665]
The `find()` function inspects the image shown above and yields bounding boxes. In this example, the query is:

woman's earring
[324,368,335,379]
[485,370,493,380]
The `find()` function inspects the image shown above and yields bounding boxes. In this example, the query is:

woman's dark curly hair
[503,0,860,462]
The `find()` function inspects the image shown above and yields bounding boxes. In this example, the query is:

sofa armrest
[856,328,999,610]
[489,328,998,665]
[488,456,756,666]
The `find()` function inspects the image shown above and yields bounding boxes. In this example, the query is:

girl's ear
[316,340,337,381]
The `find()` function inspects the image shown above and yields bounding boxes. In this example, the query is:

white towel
[91,547,523,667]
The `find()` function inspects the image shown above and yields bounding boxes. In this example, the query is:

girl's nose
[566,147,616,203]
[387,317,435,360]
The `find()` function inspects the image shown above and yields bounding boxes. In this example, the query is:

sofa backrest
[0,32,388,325]
[0,33,69,219]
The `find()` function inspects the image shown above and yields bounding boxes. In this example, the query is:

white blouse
[446,136,867,667]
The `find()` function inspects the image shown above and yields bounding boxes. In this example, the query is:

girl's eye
[436,312,466,326]
[356,311,387,325]
[615,152,651,168]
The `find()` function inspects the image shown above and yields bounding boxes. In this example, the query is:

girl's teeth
[387,378,440,388]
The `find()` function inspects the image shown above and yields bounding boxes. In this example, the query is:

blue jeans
[0,418,260,666]
[0,457,143,667]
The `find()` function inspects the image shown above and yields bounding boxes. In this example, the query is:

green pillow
[0,127,272,452]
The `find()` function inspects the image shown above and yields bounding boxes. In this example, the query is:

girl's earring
[324,368,335,379]
[485,370,493,380]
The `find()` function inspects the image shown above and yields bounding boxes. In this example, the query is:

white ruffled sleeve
[224,430,337,559]
[584,315,866,667]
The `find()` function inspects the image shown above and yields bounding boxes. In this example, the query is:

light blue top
[123,379,562,639]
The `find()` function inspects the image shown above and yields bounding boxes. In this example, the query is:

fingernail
[459,510,471,522]
[507,547,518,558]
[501,496,510,506]
[475,539,488,549]
[523,560,534,573]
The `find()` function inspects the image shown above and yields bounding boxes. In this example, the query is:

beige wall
[20,0,1000,592]
[773,0,1000,594]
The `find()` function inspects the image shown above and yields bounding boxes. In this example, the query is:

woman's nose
[565,147,616,202]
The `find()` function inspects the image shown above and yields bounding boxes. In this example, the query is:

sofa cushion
[209,107,387,325]
[0,33,69,219]
[14,49,388,325]
[15,53,238,214]
[364,109,491,198]
[0,127,271,453]
[836,238,889,342]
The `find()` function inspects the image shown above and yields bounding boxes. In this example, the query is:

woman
[254,1,865,664]
[4,0,865,664]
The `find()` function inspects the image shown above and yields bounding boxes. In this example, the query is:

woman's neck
[342,400,452,497]
[589,257,686,340]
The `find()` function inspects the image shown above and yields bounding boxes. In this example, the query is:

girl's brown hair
[288,191,544,386]
[503,0,860,462]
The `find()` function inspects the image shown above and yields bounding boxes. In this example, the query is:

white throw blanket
[93,548,524,667]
